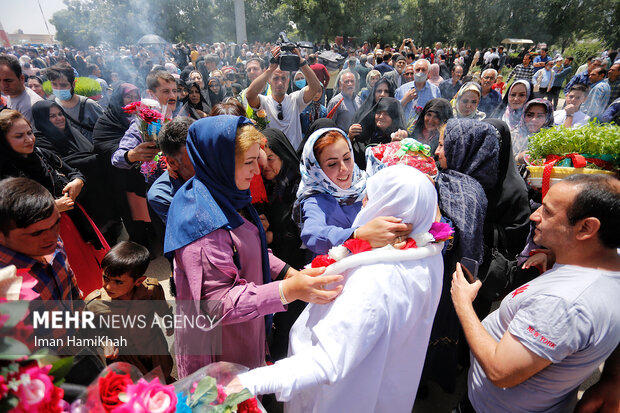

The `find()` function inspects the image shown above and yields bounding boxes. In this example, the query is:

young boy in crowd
[85,241,173,382]
[492,74,505,95]
[553,84,590,128]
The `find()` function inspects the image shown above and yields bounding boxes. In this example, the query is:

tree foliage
[51,0,619,49]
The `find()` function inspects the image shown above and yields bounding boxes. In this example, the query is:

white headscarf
[353,164,437,237]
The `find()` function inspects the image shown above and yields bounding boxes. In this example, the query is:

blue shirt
[581,80,611,118]
[395,81,441,122]
[533,55,552,72]
[564,71,590,95]
[300,193,362,255]
[147,171,185,224]
[553,65,572,87]
[374,62,394,75]
[478,89,502,117]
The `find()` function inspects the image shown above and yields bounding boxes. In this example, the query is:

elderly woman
[428,63,443,87]
[358,69,382,102]
[235,165,444,412]
[410,98,453,153]
[165,116,343,377]
[295,127,411,256]
[422,118,499,393]
[453,82,486,120]
[349,97,408,169]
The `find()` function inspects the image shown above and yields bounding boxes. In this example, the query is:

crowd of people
[0,37,619,413]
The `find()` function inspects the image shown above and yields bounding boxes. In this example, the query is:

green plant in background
[42,77,102,98]
[528,122,620,167]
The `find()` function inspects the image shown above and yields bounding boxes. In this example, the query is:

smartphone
[460,257,479,281]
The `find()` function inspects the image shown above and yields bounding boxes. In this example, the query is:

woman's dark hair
[101,241,150,280]
[565,175,620,249]
[0,177,56,235]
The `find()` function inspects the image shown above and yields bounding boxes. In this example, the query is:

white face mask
[414,72,427,83]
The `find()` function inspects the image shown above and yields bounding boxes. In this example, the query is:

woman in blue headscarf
[164,116,343,378]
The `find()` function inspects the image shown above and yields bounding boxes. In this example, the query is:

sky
[1,0,67,35]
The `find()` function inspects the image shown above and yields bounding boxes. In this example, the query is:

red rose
[311,255,336,268]
[237,397,261,413]
[342,238,372,254]
[402,238,417,249]
[98,370,132,412]
[122,102,140,114]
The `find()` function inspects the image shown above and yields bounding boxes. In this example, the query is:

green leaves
[528,122,620,167]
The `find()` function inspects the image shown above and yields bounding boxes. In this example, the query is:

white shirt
[257,90,309,150]
[5,87,43,123]
[553,109,590,128]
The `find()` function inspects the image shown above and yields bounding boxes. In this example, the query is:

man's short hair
[359,55,367,65]
[541,47,548,52]
[569,84,589,95]
[246,57,264,70]
[146,70,175,91]
[564,175,620,249]
[0,55,22,78]
[593,67,608,77]
[566,56,574,61]
[205,54,218,64]
[0,178,56,236]
[452,64,464,73]
[407,52,415,60]
[308,54,317,64]
[101,241,150,280]
[482,68,498,78]
[45,64,75,84]
[158,116,194,157]
[395,55,406,63]
[586,55,596,63]
[383,52,392,62]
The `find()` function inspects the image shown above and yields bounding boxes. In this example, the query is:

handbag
[478,226,518,301]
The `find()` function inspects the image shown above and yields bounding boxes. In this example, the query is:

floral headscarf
[296,127,366,205]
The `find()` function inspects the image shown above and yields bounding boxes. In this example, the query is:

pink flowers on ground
[113,378,176,413]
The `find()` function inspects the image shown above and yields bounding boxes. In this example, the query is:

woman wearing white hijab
[235,165,445,412]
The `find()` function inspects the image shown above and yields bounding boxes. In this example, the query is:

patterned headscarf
[452,82,486,120]
[296,127,366,205]
[436,119,499,262]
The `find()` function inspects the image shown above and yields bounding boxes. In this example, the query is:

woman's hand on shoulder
[281,267,343,304]
[355,216,413,248]
[63,178,84,201]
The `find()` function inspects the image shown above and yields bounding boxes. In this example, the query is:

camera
[226,72,237,81]
[276,32,313,72]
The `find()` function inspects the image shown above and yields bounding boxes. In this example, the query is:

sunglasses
[277,103,283,120]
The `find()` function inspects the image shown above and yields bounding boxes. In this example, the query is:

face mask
[53,88,72,101]
[414,72,427,83]
[295,79,307,89]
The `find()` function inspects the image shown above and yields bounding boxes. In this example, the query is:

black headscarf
[32,100,93,157]
[482,119,531,254]
[410,98,453,153]
[92,82,139,156]
[436,118,499,262]
[262,128,301,203]
[351,78,395,128]
[180,81,212,120]
[296,118,338,157]
[207,77,225,106]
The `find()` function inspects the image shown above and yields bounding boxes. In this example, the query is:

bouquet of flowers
[72,362,263,413]
[0,295,73,413]
[123,99,169,181]
[249,109,269,131]
[365,138,438,177]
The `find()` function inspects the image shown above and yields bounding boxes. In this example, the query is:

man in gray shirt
[45,64,103,141]
[452,174,620,413]
[0,55,43,123]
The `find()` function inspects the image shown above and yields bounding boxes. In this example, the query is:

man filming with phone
[451,175,620,413]
[246,44,322,151]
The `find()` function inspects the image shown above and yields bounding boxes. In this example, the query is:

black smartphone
[460,257,479,281]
